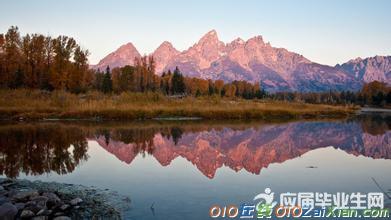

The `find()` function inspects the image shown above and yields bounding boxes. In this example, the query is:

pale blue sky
[1,0,390,65]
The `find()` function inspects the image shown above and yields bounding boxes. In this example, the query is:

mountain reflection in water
[0,115,390,179]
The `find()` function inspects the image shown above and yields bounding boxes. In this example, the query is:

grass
[0,89,358,120]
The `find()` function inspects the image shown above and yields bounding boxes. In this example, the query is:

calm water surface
[0,114,390,219]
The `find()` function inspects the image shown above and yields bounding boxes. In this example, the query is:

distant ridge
[92,30,390,92]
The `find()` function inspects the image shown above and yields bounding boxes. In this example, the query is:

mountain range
[92,30,391,92]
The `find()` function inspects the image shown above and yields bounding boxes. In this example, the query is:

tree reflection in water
[0,124,88,178]
[94,126,185,157]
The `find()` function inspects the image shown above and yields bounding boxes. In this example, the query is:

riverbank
[360,107,391,113]
[0,178,127,219]
[0,89,357,121]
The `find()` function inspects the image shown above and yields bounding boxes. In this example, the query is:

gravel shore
[0,178,131,219]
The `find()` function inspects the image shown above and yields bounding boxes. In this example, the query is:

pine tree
[102,66,112,93]
[13,67,24,88]
[171,66,185,94]
[208,80,215,95]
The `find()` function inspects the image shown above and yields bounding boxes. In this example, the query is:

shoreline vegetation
[0,89,357,121]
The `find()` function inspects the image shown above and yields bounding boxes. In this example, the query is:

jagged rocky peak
[246,35,266,46]
[233,37,245,44]
[153,41,179,56]
[199,29,219,42]
[227,37,245,47]
[93,42,141,70]
[152,41,180,74]
[156,41,176,50]
[337,55,391,84]
[195,29,225,49]
[180,30,226,69]
[347,57,363,64]
[118,42,137,51]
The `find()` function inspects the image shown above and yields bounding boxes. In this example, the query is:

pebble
[0,196,10,205]
[42,192,61,208]
[60,204,70,211]
[24,202,41,214]
[70,197,83,206]
[54,211,65,216]
[12,190,39,201]
[53,216,72,220]
[24,200,37,209]
[31,195,49,208]
[20,209,35,218]
[32,216,49,220]
[14,202,25,210]
[6,189,18,198]
[0,202,18,219]
[37,208,51,216]
[42,192,61,203]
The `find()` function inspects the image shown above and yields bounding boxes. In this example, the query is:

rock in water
[32,216,49,220]
[36,208,51,216]
[53,216,71,220]
[70,197,83,206]
[20,209,35,218]
[0,196,10,206]
[60,204,70,211]
[12,190,39,201]
[31,196,49,208]
[14,202,25,210]
[0,202,18,219]
[42,192,61,203]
